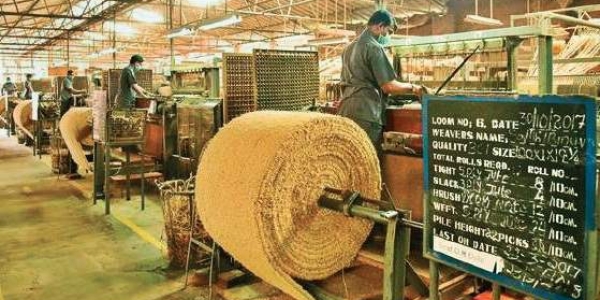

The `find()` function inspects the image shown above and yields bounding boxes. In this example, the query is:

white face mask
[376,25,392,45]
[377,32,391,45]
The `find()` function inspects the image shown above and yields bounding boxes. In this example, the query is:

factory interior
[1,0,600,299]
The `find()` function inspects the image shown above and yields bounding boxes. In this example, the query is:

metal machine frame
[315,187,424,300]
[32,94,59,158]
[388,25,557,95]
[93,109,148,215]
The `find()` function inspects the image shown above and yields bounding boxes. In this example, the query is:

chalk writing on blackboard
[425,98,593,300]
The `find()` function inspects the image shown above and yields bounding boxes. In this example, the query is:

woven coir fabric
[13,100,33,139]
[59,107,93,171]
[195,111,381,300]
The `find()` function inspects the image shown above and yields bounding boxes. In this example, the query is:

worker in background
[338,9,425,155]
[22,73,33,99]
[60,70,86,116]
[60,70,86,180]
[116,54,150,109]
[92,72,102,88]
[2,77,17,96]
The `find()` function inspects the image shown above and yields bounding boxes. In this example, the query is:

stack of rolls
[195,111,381,300]
[59,107,93,172]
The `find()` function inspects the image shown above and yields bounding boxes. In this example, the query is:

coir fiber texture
[59,107,93,171]
[13,100,33,139]
[195,111,380,300]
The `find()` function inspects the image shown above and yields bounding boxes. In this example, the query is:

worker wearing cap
[60,70,86,117]
[338,10,425,154]
[2,77,17,96]
[116,54,149,109]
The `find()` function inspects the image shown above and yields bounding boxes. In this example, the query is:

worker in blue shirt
[116,54,149,109]
[60,70,86,117]
[2,77,17,96]
[338,10,425,155]
[60,70,86,179]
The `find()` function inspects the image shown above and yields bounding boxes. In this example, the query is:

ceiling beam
[0,42,50,46]
[0,11,90,19]
[0,33,261,44]
[0,0,43,43]
[0,34,154,44]
[26,0,146,54]
[0,43,98,48]
[0,25,90,31]
[0,0,34,7]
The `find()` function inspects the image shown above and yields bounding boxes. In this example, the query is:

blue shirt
[337,30,396,125]
[60,76,74,102]
[116,65,137,109]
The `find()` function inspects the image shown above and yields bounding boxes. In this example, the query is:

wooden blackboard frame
[422,95,598,300]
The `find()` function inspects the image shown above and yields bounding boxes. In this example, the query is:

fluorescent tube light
[187,0,222,7]
[464,14,503,26]
[99,47,117,55]
[197,14,242,31]
[314,29,356,37]
[306,36,349,46]
[103,21,137,35]
[131,8,164,23]
[87,47,119,58]
[295,45,317,51]
[166,27,193,39]
[84,32,105,40]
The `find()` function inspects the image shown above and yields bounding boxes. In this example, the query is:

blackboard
[423,95,598,300]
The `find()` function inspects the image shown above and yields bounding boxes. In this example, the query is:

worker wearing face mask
[60,70,87,179]
[2,77,17,96]
[60,70,86,117]
[338,9,425,156]
[116,54,149,109]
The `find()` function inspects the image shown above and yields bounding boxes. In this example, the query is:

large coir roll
[59,107,93,172]
[13,100,33,139]
[195,111,381,300]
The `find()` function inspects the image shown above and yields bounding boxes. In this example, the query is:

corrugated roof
[0,0,447,61]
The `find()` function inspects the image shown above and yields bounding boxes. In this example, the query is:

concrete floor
[0,129,209,300]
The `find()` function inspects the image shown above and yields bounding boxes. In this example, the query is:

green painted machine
[388,25,557,96]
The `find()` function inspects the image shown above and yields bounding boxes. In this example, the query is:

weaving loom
[222,53,255,123]
[105,69,153,108]
[222,50,320,123]
[522,26,600,96]
[392,37,511,96]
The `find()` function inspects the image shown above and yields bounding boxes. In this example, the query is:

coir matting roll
[195,111,381,300]
[59,107,93,172]
[13,100,33,139]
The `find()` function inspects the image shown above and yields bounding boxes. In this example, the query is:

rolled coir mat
[13,100,33,139]
[59,107,93,172]
[195,111,381,300]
